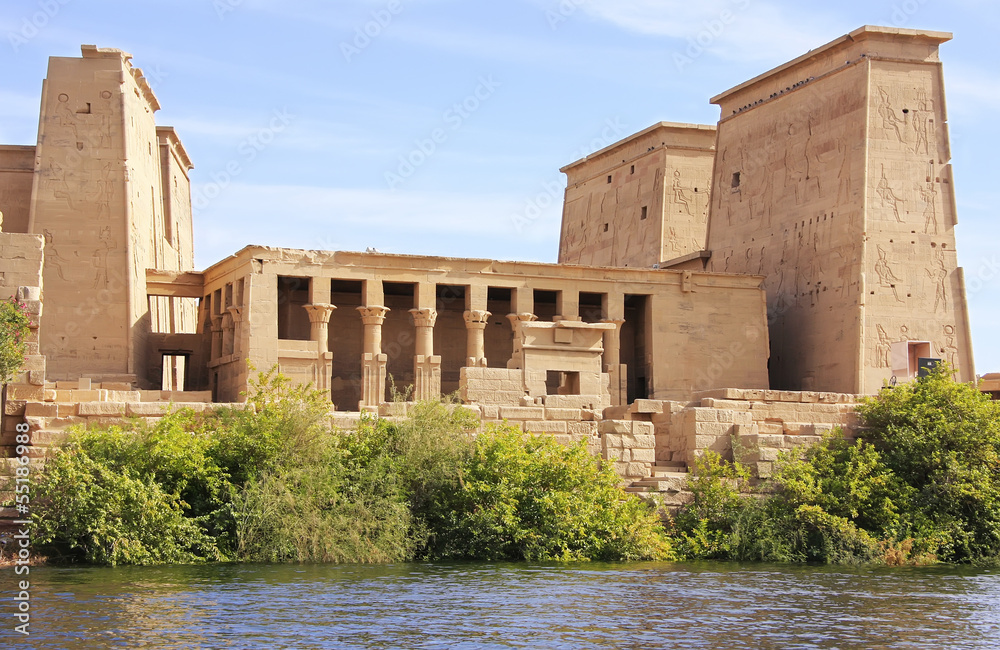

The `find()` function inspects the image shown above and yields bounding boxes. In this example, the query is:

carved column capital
[506,312,537,324]
[227,305,244,323]
[600,318,626,330]
[410,308,438,328]
[464,309,492,327]
[210,314,224,333]
[357,305,390,325]
[305,303,337,324]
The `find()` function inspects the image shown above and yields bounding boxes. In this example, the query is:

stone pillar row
[276,293,628,408]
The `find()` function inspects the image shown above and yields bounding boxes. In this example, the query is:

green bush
[857,365,1000,563]
[424,425,674,562]
[33,446,219,565]
[0,296,31,384]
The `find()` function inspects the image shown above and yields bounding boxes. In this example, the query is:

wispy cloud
[569,0,844,62]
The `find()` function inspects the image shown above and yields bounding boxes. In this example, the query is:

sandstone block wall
[559,122,716,268]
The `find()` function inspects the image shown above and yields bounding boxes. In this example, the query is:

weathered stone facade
[0,28,986,497]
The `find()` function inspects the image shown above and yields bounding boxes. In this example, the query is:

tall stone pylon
[28,45,195,386]
[704,26,974,393]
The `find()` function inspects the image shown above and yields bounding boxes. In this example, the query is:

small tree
[857,364,1000,563]
[0,297,31,384]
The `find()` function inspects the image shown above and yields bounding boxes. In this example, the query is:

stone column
[463,310,491,368]
[410,308,441,401]
[601,318,627,406]
[505,312,537,369]
[357,305,389,410]
[227,306,244,359]
[304,304,336,354]
[222,311,235,356]
[555,289,580,322]
[210,314,224,360]
[305,303,336,393]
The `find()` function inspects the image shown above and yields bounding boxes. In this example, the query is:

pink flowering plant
[0,296,32,384]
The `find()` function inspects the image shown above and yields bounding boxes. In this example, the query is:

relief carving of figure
[926,258,949,313]
[877,87,907,144]
[876,170,903,222]
[921,182,938,234]
[875,324,892,368]
[43,229,70,281]
[875,245,904,303]
[912,89,935,156]
[93,225,114,289]
[784,120,809,205]
[671,170,693,216]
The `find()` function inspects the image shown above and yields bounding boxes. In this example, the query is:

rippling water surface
[15,562,1000,648]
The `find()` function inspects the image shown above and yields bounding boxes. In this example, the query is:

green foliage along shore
[28,365,999,567]
[31,369,672,565]
[669,365,1000,566]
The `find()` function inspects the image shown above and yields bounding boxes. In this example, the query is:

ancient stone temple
[655,26,974,395]
[0,27,983,486]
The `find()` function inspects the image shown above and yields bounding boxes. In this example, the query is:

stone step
[650,462,687,475]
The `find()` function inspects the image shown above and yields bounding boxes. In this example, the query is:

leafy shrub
[0,296,31,384]
[33,446,219,565]
[424,425,673,562]
[857,364,1000,564]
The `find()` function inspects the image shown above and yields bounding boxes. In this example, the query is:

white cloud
[572,0,845,62]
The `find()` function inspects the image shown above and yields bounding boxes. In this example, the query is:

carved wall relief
[874,245,904,303]
[921,182,938,234]
[939,324,959,369]
[42,229,69,281]
[926,258,948,313]
[875,324,892,368]
[877,87,908,145]
[876,169,904,222]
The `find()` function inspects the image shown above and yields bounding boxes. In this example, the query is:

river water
[11,562,1000,648]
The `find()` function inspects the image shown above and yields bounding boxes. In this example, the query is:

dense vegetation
[29,365,999,566]
[0,296,31,384]
[669,365,1000,565]
[31,369,672,565]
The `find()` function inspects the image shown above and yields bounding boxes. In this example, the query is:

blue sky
[2,0,998,372]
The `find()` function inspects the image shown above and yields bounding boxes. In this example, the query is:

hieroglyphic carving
[926,259,948,313]
[874,246,904,303]
[939,324,959,369]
